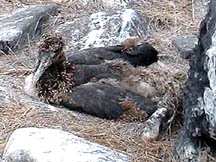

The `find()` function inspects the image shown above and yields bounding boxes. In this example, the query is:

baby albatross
[25,36,158,120]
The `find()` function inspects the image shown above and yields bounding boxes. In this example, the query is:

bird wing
[61,81,158,119]
[66,43,158,67]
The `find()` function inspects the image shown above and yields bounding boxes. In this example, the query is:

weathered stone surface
[56,9,150,51]
[193,0,210,22]
[174,129,198,161]
[0,73,58,112]
[0,5,58,54]
[2,127,130,162]
[56,16,90,51]
[119,108,172,140]
[0,75,22,106]
[174,0,216,161]
[141,107,172,140]
[61,0,130,9]
[173,35,198,59]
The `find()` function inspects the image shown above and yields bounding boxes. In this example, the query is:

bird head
[33,36,66,85]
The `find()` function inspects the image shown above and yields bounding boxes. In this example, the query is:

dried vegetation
[0,0,202,161]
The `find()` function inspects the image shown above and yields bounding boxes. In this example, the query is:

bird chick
[120,37,140,52]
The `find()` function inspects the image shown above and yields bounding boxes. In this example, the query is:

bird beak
[32,51,55,85]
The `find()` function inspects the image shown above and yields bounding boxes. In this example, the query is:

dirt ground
[0,0,207,161]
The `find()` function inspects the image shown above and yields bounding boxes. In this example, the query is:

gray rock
[203,29,216,139]
[0,73,59,112]
[0,5,58,54]
[56,16,90,51]
[64,0,130,9]
[141,107,172,140]
[0,75,22,106]
[173,35,198,59]
[174,0,216,161]
[174,129,198,162]
[56,9,150,51]
[2,127,130,162]
[119,108,172,140]
[193,0,210,22]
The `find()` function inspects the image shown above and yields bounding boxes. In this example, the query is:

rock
[56,9,150,51]
[0,74,58,112]
[20,97,59,112]
[2,127,130,162]
[56,16,90,51]
[119,107,172,140]
[175,129,198,161]
[174,0,216,161]
[0,75,22,106]
[193,0,210,22]
[0,5,58,54]
[94,0,130,8]
[62,0,130,9]
[173,35,198,59]
[141,107,172,140]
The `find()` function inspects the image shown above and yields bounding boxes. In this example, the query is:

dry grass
[0,0,203,161]
[0,104,175,161]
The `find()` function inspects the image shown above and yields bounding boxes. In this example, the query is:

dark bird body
[27,36,159,120]
[66,42,158,67]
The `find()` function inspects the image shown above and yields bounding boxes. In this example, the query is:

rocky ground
[0,0,210,161]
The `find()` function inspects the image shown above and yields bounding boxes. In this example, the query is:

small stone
[173,35,198,59]
[141,107,172,140]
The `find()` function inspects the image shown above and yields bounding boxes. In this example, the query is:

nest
[119,98,148,122]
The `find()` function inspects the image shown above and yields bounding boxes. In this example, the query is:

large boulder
[174,0,216,161]
[56,9,150,51]
[0,5,58,54]
[2,127,130,162]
